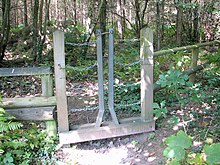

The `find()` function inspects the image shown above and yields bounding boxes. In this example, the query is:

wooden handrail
[0,66,52,77]
[154,40,219,57]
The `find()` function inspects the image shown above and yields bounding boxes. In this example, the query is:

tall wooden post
[140,28,154,122]
[41,74,57,136]
[189,48,199,83]
[53,31,69,132]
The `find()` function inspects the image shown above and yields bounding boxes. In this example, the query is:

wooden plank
[1,96,56,109]
[0,66,52,77]
[140,28,154,121]
[95,29,105,128]
[42,74,57,136]
[189,48,199,83]
[154,41,218,57]
[108,28,119,125]
[5,106,55,121]
[53,30,69,132]
[41,75,54,96]
[59,118,155,144]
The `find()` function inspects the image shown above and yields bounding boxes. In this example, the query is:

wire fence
[65,42,96,47]
[69,101,141,112]
[65,62,97,72]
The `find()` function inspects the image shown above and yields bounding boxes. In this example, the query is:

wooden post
[53,31,69,132]
[95,29,105,128]
[108,28,119,125]
[140,28,154,122]
[189,48,199,83]
[41,74,57,136]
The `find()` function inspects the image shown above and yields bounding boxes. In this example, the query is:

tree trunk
[176,1,183,46]
[117,0,123,39]
[39,0,44,32]
[156,0,161,50]
[0,0,11,61]
[24,0,28,27]
[99,0,107,51]
[32,0,39,63]
[73,0,77,25]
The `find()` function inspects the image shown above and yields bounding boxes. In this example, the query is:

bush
[0,99,59,164]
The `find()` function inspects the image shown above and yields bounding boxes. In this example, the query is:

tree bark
[0,0,11,61]
[99,0,107,51]
[32,0,39,63]
[23,0,28,27]
[156,0,161,50]
[176,0,183,46]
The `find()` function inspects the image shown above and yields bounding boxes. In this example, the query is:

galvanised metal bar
[95,29,105,128]
[108,28,119,125]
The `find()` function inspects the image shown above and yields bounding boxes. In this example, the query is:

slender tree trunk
[24,0,28,27]
[176,0,183,46]
[32,0,39,62]
[0,0,11,61]
[73,0,77,25]
[117,0,123,39]
[38,0,51,63]
[193,5,199,42]
[99,0,107,51]
[39,0,44,32]
[156,0,161,50]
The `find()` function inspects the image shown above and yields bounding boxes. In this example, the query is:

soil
[59,128,175,165]
[61,82,174,165]
[1,76,219,165]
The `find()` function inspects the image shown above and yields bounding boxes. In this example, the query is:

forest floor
[1,75,219,165]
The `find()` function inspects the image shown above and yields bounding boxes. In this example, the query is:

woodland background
[0,0,219,65]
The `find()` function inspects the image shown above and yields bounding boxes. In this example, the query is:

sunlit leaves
[163,130,192,161]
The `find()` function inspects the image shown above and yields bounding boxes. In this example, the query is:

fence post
[95,29,105,128]
[53,30,69,132]
[41,74,57,136]
[108,28,119,125]
[189,48,199,83]
[140,28,154,122]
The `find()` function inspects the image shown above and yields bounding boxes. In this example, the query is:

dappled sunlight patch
[147,156,156,162]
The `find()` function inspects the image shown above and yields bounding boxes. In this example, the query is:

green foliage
[163,130,192,161]
[164,131,220,165]
[10,24,25,33]
[153,100,168,119]
[204,143,220,164]
[0,108,23,133]
[0,98,59,164]
[65,24,91,65]
[156,69,189,89]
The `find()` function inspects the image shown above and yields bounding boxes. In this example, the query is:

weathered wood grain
[0,66,52,77]
[1,96,56,109]
[60,117,155,144]
[6,106,55,121]
[53,30,69,132]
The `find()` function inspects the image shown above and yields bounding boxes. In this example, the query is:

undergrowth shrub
[164,130,220,165]
[0,97,59,164]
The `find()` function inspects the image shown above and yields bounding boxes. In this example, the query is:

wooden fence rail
[154,40,219,83]
[0,66,57,136]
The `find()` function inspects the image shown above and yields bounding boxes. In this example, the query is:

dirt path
[59,128,175,165]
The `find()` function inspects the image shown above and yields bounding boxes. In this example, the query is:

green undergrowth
[0,97,61,165]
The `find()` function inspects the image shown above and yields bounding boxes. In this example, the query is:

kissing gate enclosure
[55,28,155,144]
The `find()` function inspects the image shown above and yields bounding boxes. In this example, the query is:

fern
[0,108,23,133]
